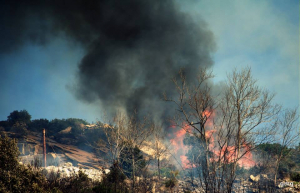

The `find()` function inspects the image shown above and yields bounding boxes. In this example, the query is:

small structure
[43,129,46,167]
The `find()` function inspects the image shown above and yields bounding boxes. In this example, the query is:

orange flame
[180,155,193,169]
[169,123,191,168]
[211,143,255,168]
[169,109,256,169]
[237,143,255,168]
[203,110,214,127]
[169,110,215,169]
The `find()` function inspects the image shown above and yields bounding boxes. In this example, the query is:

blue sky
[0,0,299,123]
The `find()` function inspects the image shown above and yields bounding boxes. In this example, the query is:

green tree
[7,110,31,125]
[0,121,10,131]
[65,118,89,126]
[48,118,88,136]
[29,119,50,132]
[48,119,70,134]
[256,143,299,180]
[290,143,300,169]
[0,134,47,192]
[10,122,29,137]
[0,135,19,171]
[100,161,127,193]
[120,144,146,178]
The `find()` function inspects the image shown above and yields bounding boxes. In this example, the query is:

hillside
[2,129,105,170]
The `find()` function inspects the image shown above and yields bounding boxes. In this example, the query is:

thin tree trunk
[158,158,160,180]
[274,158,280,186]
[114,160,118,193]
[204,139,211,192]
[132,152,135,193]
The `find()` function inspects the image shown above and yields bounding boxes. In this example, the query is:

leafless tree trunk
[273,108,299,186]
[119,112,154,193]
[98,112,155,192]
[216,67,280,192]
[164,67,217,191]
[152,125,170,180]
[94,114,126,167]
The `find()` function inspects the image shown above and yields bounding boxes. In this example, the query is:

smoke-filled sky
[0,0,299,123]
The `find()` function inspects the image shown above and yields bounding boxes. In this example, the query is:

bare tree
[214,67,280,192]
[165,67,280,192]
[164,67,217,192]
[96,112,154,192]
[272,108,299,185]
[121,113,154,192]
[94,114,128,192]
[98,114,127,166]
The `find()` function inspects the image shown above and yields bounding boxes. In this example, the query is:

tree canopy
[7,110,31,125]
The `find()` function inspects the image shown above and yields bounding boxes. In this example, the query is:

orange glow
[211,143,255,168]
[169,109,255,169]
[180,155,193,169]
[169,110,215,169]
[238,143,255,168]
[203,110,214,127]
[169,123,191,169]
[205,130,215,138]
[212,145,236,163]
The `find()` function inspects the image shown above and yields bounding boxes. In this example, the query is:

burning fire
[236,143,255,168]
[203,110,214,127]
[169,110,215,169]
[211,145,254,168]
[180,155,191,169]
[169,110,255,169]
[169,124,192,168]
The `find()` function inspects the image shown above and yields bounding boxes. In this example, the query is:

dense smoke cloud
[0,0,215,120]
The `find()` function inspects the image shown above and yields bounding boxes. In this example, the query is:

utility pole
[43,129,46,167]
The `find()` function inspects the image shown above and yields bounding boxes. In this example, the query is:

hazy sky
[178,0,299,106]
[0,0,299,123]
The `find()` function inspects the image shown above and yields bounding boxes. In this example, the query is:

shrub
[0,134,47,192]
[165,170,179,191]
[10,122,28,137]
[165,178,176,188]
[291,172,300,182]
[92,163,129,193]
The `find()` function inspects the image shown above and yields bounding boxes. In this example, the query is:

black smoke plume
[0,0,215,121]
